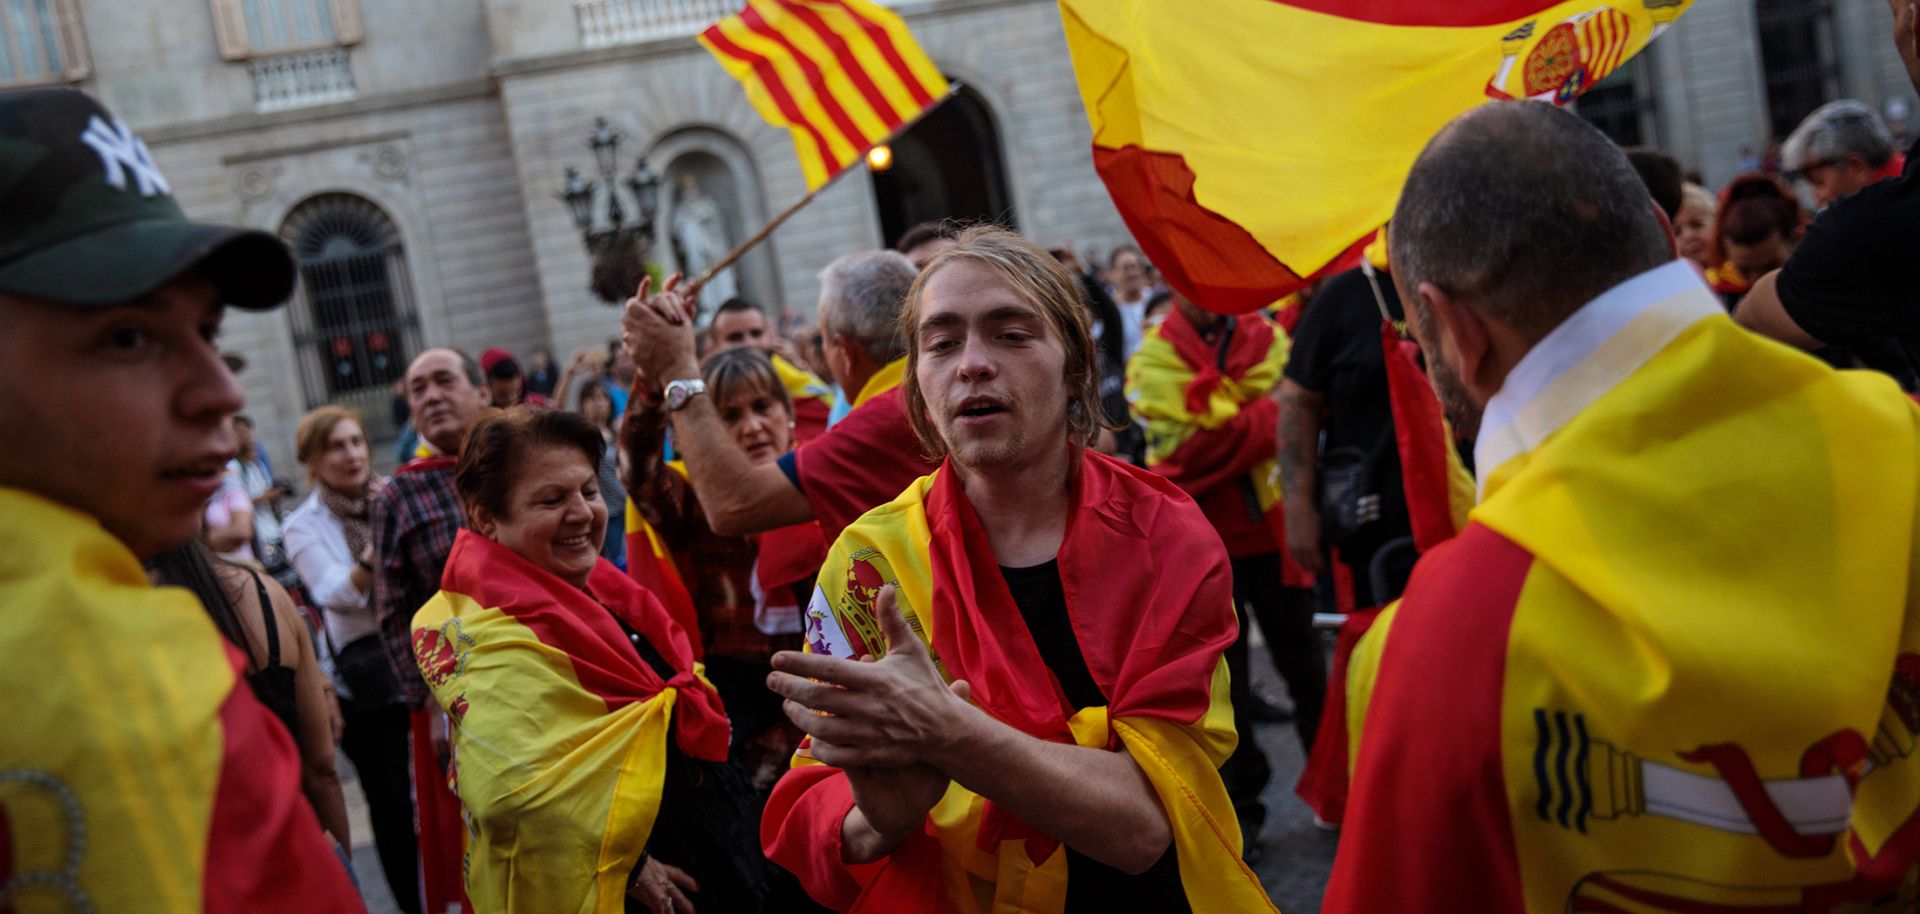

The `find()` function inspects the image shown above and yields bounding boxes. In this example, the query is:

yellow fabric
[1344,604,1397,771]
[0,488,231,913]
[1479,316,1920,909]
[1057,0,1691,279]
[1125,320,1289,510]
[413,590,681,914]
[774,352,834,404]
[797,473,1274,913]
[700,0,949,189]
[852,357,907,409]
[1461,312,1918,908]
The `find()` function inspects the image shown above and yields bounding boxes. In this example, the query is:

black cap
[0,87,295,309]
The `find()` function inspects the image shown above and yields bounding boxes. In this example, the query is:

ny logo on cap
[78,115,171,198]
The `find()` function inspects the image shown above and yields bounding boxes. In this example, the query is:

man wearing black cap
[0,88,364,910]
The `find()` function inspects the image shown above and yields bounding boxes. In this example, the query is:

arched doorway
[280,193,422,439]
[870,83,1015,249]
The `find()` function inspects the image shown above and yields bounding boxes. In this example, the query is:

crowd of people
[10,5,1920,912]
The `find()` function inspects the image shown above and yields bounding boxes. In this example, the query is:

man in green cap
[0,87,365,910]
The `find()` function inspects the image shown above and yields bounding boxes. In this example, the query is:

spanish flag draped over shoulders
[412,530,729,914]
[1128,305,1313,582]
[762,450,1274,913]
[1328,263,1920,911]
[0,488,363,913]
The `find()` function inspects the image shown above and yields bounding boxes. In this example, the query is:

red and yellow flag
[1330,281,1920,911]
[1058,0,1693,314]
[700,0,949,190]
[764,452,1274,913]
[413,531,729,914]
[0,489,363,913]
[625,493,701,654]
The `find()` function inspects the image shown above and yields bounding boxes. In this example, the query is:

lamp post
[558,116,663,304]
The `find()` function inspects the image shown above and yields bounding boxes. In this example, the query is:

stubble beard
[1427,356,1484,443]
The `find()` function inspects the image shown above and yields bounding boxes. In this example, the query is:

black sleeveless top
[244,572,300,737]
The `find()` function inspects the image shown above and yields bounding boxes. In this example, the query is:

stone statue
[670,172,737,316]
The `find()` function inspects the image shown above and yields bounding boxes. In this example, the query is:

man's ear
[1419,281,1498,400]
[1650,196,1678,257]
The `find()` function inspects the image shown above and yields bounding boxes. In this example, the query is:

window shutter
[53,0,92,80]
[331,0,364,46]
[209,0,251,60]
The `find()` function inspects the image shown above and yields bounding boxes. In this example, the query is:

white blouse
[282,490,379,648]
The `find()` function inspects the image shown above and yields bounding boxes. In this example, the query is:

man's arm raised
[621,275,812,536]
[769,587,1174,875]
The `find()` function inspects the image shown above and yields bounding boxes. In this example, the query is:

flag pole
[683,82,964,299]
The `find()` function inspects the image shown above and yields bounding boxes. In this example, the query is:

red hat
[479,347,518,376]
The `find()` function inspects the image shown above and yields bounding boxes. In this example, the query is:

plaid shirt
[370,457,463,708]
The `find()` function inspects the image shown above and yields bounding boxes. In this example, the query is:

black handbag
[331,632,403,711]
[1318,424,1393,546]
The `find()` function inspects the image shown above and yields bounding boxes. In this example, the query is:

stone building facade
[5,0,1911,470]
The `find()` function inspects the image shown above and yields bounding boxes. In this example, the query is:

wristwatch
[663,378,707,411]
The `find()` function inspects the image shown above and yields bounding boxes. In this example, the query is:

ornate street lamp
[559,116,663,304]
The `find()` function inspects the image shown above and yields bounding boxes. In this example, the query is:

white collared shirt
[1474,259,1723,498]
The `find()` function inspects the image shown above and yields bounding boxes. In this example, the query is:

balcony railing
[250,47,357,113]
[575,0,735,48]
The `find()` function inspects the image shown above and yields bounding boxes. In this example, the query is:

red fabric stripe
[738,3,873,155]
[1322,523,1533,913]
[1293,605,1381,823]
[1259,0,1557,27]
[625,527,703,658]
[411,708,469,914]
[1381,318,1461,552]
[397,454,456,476]
[790,392,830,444]
[702,26,843,180]
[824,0,936,107]
[204,654,362,913]
[774,0,906,127]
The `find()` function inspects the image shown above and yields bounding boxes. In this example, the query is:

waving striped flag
[701,0,949,189]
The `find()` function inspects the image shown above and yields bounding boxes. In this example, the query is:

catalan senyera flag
[1058,0,1692,314]
[1327,268,1920,911]
[700,0,950,190]
[413,530,729,914]
[0,488,364,913]
[763,451,1276,913]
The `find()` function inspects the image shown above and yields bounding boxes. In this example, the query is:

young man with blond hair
[757,226,1274,912]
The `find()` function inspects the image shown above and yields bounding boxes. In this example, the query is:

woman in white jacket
[282,406,421,914]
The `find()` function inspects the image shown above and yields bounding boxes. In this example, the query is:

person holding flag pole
[623,0,961,550]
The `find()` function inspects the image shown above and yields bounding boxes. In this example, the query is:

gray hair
[1784,100,1895,172]
[818,249,916,364]
[1389,101,1672,342]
